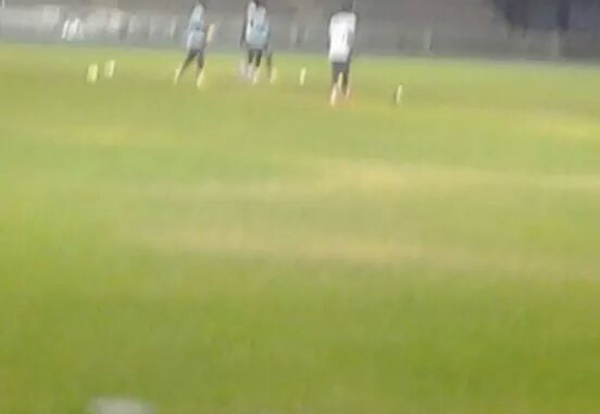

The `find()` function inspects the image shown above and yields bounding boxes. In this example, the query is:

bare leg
[175,50,197,84]
[195,51,206,87]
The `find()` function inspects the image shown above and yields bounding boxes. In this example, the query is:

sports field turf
[0,44,599,414]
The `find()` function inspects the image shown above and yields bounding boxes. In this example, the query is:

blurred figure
[62,9,83,41]
[328,0,357,105]
[239,0,258,76]
[240,0,274,83]
[174,0,212,87]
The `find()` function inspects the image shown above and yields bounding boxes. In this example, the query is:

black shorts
[247,48,264,67]
[331,60,351,83]
[187,48,205,58]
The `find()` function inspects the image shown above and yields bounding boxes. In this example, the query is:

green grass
[0,44,599,414]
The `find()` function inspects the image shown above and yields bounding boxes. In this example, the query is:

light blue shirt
[245,7,270,49]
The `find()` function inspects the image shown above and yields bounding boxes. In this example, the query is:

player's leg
[195,48,206,87]
[330,61,343,106]
[342,60,351,98]
[246,49,256,80]
[247,49,262,82]
[239,34,249,77]
[239,51,248,78]
[174,49,198,84]
[266,48,275,83]
[332,62,343,86]
[252,50,263,84]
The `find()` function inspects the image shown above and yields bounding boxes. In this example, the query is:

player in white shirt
[328,1,357,105]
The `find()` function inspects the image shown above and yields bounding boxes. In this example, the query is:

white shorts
[186,30,206,51]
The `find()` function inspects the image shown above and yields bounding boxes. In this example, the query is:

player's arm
[240,2,251,46]
[206,22,216,43]
[346,29,356,58]
[348,15,358,55]
[347,29,355,47]
[266,21,272,46]
[327,18,334,50]
[240,18,247,46]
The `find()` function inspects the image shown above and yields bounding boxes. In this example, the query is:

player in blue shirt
[174,1,212,87]
[241,0,274,83]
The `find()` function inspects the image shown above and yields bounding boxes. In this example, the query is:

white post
[551,30,562,60]
[290,23,298,49]
[299,67,307,86]
[1,0,7,9]
[394,85,403,105]
[424,28,433,54]
[168,17,177,39]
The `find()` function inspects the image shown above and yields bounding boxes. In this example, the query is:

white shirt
[328,11,357,62]
[246,1,257,21]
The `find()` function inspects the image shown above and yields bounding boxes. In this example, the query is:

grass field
[0,44,599,414]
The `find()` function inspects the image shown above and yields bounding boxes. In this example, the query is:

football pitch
[0,44,599,414]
